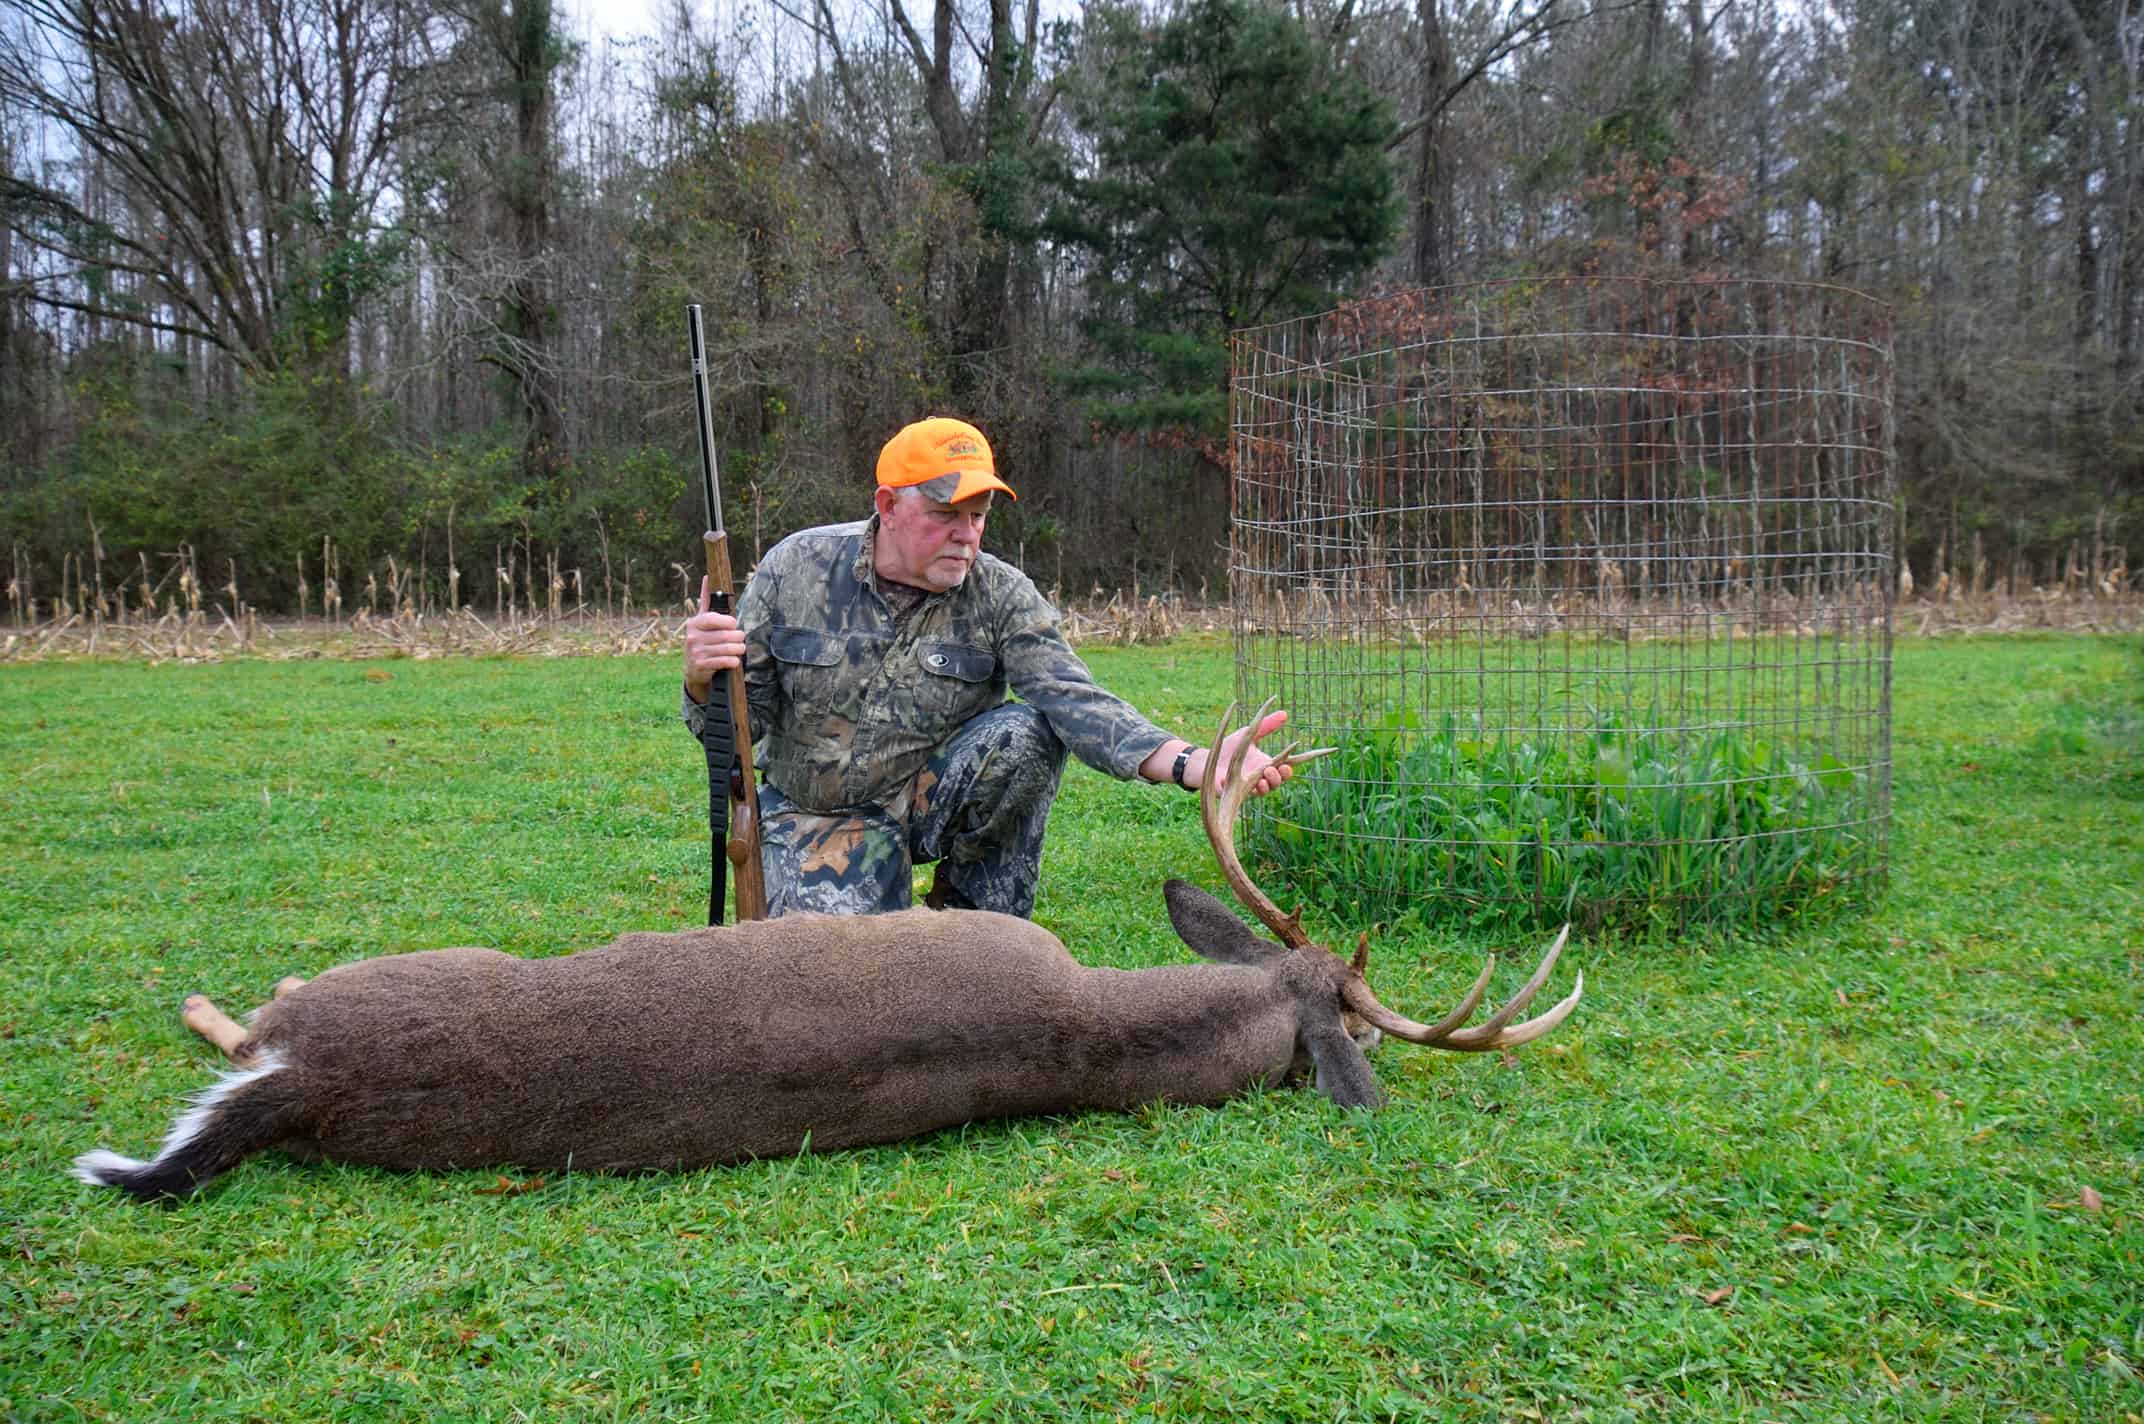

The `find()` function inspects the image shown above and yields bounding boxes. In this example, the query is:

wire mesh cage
[1229,278,1894,933]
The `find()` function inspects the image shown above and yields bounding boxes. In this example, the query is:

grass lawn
[2,633,2139,1421]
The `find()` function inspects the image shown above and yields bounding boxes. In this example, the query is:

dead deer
[73,705,1580,1202]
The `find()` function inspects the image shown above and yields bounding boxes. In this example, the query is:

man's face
[874,487,993,592]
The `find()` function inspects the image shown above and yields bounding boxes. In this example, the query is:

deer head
[1178,700,1582,1099]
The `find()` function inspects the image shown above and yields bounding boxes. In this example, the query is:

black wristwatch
[1171,746,1194,788]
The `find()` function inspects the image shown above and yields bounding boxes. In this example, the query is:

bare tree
[0,0,436,373]
[799,0,1058,401]
[430,0,570,479]
[1380,0,1622,285]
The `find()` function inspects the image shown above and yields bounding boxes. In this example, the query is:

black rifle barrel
[687,305,724,536]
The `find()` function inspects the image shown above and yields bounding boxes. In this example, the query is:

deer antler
[1198,698,1582,1051]
[1341,926,1583,1052]
[1197,698,1334,948]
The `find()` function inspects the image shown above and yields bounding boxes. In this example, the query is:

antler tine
[1199,698,1316,948]
[1464,972,1584,1050]
[1219,697,1333,781]
[1338,925,1582,1054]
[1343,954,1497,1044]
[1443,924,1576,1051]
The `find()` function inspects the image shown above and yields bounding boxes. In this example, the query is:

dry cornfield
[3,539,1232,662]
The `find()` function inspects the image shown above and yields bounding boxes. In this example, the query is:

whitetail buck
[74,705,1580,1202]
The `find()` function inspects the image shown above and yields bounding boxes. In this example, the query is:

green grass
[3,635,2141,1420]
[1263,705,1879,935]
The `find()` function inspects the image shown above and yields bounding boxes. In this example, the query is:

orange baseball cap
[875,417,1017,503]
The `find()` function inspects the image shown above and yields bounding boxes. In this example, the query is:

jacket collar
[854,514,883,588]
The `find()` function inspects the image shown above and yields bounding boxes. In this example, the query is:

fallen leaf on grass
[475,1175,547,1196]
[2081,1184,2104,1212]
[1665,1233,1704,1245]
[1702,1286,1735,1306]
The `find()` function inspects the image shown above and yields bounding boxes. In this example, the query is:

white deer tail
[73,1052,304,1202]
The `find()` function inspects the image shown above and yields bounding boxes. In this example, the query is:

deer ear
[1163,879,1282,965]
[1303,1020,1383,1108]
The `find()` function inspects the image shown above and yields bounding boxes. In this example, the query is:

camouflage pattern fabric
[756,703,1067,917]
[685,517,1172,816]
[683,516,1177,917]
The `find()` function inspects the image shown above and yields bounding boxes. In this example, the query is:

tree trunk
[1411,0,1455,287]
[496,0,566,480]
[1680,0,1713,272]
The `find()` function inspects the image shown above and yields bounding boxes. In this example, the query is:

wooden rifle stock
[703,528,767,922]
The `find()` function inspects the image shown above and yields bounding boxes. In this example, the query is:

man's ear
[1163,879,1282,966]
[872,485,900,518]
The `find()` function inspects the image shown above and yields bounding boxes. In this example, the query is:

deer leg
[181,994,256,1064]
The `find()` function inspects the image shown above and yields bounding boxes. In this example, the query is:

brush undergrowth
[1263,705,1879,935]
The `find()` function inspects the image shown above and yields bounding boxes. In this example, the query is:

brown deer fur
[73,882,1405,1201]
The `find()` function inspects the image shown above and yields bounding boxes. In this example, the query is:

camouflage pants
[757,703,1067,919]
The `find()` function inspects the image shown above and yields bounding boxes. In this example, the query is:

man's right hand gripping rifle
[683,584,746,710]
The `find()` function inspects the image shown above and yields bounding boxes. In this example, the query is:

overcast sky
[562,0,670,45]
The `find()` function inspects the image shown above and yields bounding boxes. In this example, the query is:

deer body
[74,893,1362,1198]
[254,910,1305,1173]
[75,706,1580,1202]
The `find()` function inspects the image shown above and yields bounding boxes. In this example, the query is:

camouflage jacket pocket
[769,625,867,721]
[915,639,997,685]
[914,638,1000,723]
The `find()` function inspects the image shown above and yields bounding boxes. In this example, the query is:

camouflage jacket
[684,517,1173,815]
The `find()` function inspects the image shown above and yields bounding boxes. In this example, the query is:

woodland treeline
[1,0,2138,617]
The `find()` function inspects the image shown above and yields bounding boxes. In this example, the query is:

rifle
[687,304,768,924]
